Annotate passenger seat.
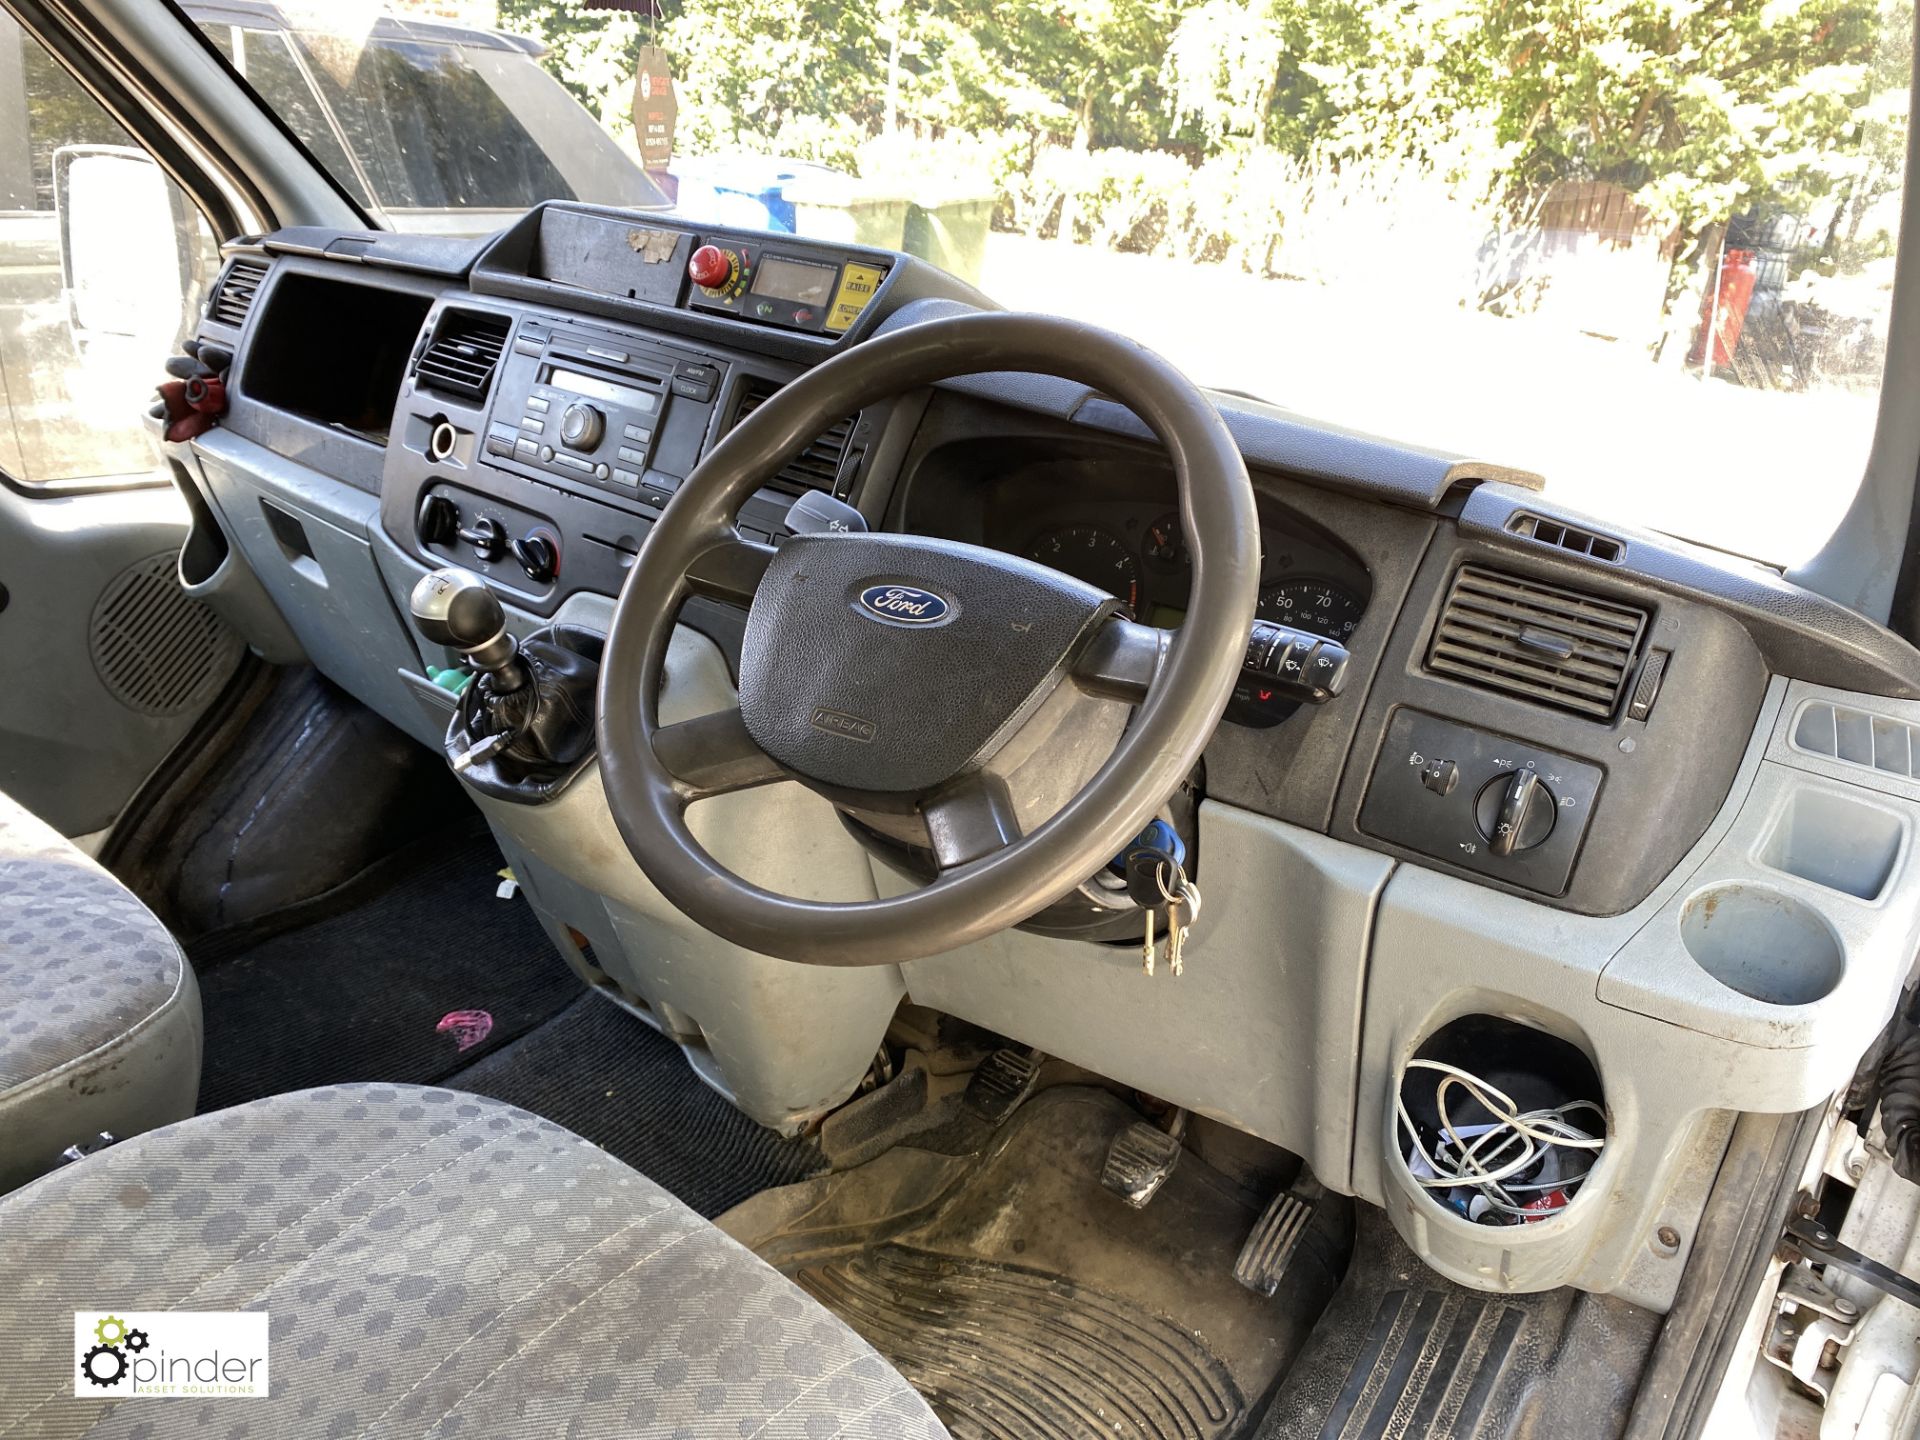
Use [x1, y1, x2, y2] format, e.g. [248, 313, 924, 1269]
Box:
[0, 790, 201, 1191]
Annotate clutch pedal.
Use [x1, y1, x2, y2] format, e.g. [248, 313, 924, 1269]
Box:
[1102, 1110, 1188, 1209]
[962, 1047, 1044, 1126]
[1236, 1178, 1323, 1296]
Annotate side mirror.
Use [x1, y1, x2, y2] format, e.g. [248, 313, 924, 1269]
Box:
[52, 144, 197, 351]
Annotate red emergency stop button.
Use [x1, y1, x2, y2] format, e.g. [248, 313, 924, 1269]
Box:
[688, 245, 731, 289]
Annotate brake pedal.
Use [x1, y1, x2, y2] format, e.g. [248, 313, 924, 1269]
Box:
[1102, 1113, 1187, 1209]
[1235, 1179, 1322, 1296]
[962, 1048, 1043, 1126]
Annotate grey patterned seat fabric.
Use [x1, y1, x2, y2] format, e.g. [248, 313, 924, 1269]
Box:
[0, 1084, 950, 1438]
[0, 790, 201, 1193]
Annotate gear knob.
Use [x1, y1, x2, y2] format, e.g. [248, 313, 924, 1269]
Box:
[410, 567, 518, 675]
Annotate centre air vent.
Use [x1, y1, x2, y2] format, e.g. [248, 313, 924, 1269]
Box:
[1427, 566, 1648, 720]
[208, 259, 268, 329]
[733, 377, 857, 496]
[414, 310, 510, 402]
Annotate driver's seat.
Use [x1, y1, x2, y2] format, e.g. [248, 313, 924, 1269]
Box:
[0, 1084, 948, 1438]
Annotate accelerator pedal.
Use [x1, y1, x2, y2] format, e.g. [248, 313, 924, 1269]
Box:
[1101, 1109, 1188, 1209]
[962, 1047, 1044, 1126]
[1235, 1178, 1323, 1297]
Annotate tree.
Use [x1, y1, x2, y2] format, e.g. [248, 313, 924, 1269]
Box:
[1161, 0, 1289, 147]
[496, 0, 648, 141]
[657, 0, 888, 157]
[1479, 0, 1899, 236]
[937, 0, 1179, 149]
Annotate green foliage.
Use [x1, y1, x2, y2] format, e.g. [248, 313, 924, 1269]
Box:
[494, 0, 1913, 302]
[1035, 145, 1192, 246]
[657, 0, 888, 157]
[496, 0, 646, 137]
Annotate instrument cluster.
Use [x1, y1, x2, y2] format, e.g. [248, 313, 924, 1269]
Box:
[901, 443, 1372, 726]
[1015, 500, 1369, 643]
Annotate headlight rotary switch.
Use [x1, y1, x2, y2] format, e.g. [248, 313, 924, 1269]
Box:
[1475, 769, 1557, 856]
[1359, 711, 1603, 897]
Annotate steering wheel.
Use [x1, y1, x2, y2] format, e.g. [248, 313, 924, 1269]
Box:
[597, 311, 1259, 966]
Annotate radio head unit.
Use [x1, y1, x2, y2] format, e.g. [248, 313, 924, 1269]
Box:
[481, 320, 719, 513]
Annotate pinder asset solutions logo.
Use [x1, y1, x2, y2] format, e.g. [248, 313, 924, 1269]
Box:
[74, 1312, 269, 1398]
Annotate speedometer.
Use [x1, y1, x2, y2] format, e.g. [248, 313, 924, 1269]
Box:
[1257, 578, 1363, 640]
[1024, 526, 1141, 608]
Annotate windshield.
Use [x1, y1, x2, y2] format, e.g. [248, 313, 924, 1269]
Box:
[198, 0, 1914, 564]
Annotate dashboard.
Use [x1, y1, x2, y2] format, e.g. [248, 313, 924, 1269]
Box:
[183, 200, 1920, 919]
[163, 200, 1920, 1308]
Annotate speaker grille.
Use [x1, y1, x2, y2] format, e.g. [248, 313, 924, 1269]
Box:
[91, 553, 244, 716]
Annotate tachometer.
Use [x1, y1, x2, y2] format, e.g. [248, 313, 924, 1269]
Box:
[1257, 578, 1363, 640]
[1024, 526, 1141, 608]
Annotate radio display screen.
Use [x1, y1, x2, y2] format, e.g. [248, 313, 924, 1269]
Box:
[750, 255, 838, 306]
[546, 366, 660, 415]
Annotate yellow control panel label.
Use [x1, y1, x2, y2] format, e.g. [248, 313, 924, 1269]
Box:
[825, 263, 888, 332]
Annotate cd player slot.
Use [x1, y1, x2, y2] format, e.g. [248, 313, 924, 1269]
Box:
[540, 360, 666, 406]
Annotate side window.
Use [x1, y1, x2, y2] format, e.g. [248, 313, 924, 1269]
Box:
[0, 12, 218, 490]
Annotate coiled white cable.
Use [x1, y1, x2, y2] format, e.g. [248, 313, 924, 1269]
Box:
[1397, 1058, 1605, 1222]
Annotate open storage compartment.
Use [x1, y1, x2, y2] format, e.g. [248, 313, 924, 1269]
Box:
[1385, 1013, 1612, 1292]
[1755, 789, 1904, 901]
[239, 273, 431, 446]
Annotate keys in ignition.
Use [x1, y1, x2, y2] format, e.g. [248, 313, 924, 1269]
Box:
[1157, 864, 1202, 977]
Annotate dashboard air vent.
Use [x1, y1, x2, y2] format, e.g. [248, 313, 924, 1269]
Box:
[414, 310, 510, 402]
[733, 377, 857, 495]
[1791, 700, 1919, 778]
[1427, 566, 1648, 720]
[1508, 513, 1625, 563]
[208, 259, 268, 328]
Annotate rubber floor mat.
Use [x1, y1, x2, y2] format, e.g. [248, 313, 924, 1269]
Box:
[797, 1245, 1243, 1438]
[192, 827, 580, 1112]
[1255, 1207, 1657, 1440]
[739, 1086, 1350, 1440]
[451, 993, 826, 1217]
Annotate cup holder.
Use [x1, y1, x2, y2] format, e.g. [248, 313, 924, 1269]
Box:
[1678, 883, 1843, 1007]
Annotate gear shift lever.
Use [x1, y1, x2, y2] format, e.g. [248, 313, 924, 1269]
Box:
[409, 567, 524, 687]
[407, 566, 603, 801]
